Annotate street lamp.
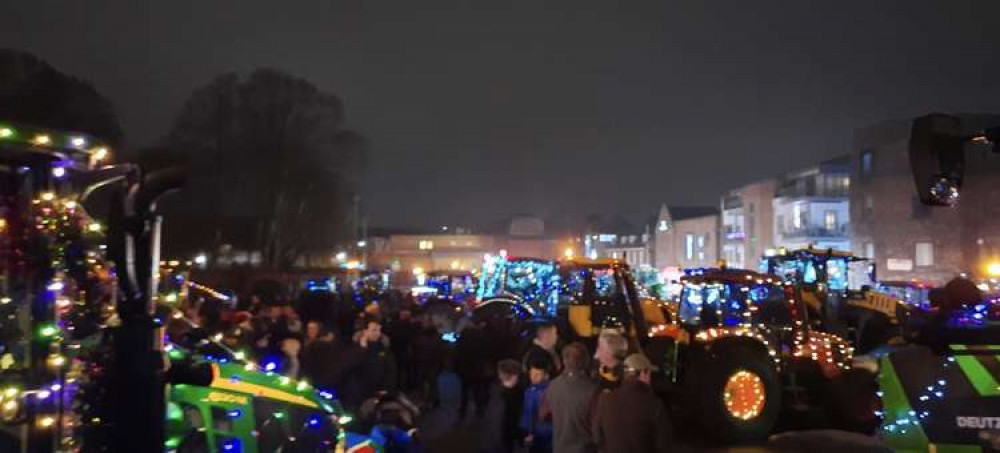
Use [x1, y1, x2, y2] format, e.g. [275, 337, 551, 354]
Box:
[335, 251, 347, 262]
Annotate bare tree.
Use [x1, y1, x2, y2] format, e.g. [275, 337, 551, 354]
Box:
[167, 69, 364, 268]
[0, 48, 122, 145]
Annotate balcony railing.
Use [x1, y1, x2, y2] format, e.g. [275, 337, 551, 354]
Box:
[777, 224, 849, 239]
[723, 226, 746, 240]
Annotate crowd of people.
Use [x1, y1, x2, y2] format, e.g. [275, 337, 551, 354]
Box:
[473, 323, 674, 453]
[176, 286, 674, 453]
[177, 289, 448, 414]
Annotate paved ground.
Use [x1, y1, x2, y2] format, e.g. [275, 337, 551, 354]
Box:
[419, 372, 892, 453]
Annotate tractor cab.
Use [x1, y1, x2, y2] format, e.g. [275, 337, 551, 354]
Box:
[472, 256, 667, 347]
[556, 258, 668, 342]
[474, 256, 560, 317]
[761, 247, 903, 351]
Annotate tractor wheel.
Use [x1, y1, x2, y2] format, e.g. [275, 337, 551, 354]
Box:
[690, 346, 782, 444]
[825, 368, 881, 434]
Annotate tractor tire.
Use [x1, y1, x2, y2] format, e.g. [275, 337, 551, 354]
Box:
[825, 368, 881, 435]
[689, 346, 782, 444]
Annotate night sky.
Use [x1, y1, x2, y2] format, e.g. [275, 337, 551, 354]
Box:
[3, 1, 1000, 228]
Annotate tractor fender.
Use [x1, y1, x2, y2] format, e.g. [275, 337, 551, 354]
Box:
[693, 327, 781, 367]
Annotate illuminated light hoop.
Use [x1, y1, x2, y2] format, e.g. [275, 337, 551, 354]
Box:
[723, 370, 766, 421]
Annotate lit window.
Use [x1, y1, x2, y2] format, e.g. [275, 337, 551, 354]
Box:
[915, 242, 933, 267]
[861, 150, 873, 175]
[418, 240, 434, 250]
[658, 220, 670, 232]
[824, 211, 837, 230]
[685, 234, 695, 260]
[864, 242, 875, 259]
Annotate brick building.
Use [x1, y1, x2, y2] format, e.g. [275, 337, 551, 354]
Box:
[720, 180, 777, 269]
[850, 114, 1000, 283]
[651, 204, 719, 272]
[368, 216, 566, 285]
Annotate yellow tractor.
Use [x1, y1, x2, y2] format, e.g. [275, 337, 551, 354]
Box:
[761, 247, 908, 352]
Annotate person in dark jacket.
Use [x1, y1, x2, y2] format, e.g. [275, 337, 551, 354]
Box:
[543, 342, 598, 453]
[522, 321, 561, 376]
[591, 353, 672, 453]
[411, 312, 446, 409]
[341, 316, 397, 410]
[456, 319, 492, 420]
[521, 359, 554, 453]
[479, 359, 525, 453]
[300, 322, 352, 390]
[386, 307, 419, 391]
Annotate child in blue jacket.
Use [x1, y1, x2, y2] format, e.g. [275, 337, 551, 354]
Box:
[520, 360, 553, 453]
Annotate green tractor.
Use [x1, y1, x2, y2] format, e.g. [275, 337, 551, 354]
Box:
[161, 340, 383, 453]
[0, 122, 391, 452]
[869, 279, 1000, 452]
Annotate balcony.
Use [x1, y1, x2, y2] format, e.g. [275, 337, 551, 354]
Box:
[723, 226, 746, 241]
[722, 194, 743, 210]
[775, 177, 850, 199]
[777, 224, 849, 239]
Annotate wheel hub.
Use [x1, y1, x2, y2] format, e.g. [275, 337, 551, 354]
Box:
[723, 370, 766, 420]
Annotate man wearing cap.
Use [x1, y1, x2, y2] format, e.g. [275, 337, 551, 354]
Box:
[591, 353, 672, 453]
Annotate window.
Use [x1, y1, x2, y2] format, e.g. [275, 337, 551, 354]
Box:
[685, 234, 695, 260]
[916, 242, 934, 267]
[418, 240, 434, 250]
[861, 150, 873, 176]
[697, 235, 707, 261]
[864, 242, 875, 259]
[824, 210, 837, 230]
[658, 220, 670, 231]
[863, 195, 874, 218]
[792, 204, 802, 229]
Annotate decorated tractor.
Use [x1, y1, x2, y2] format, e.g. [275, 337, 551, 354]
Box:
[654, 268, 876, 443]
[761, 247, 910, 352]
[867, 280, 1000, 452]
[160, 314, 390, 453]
[0, 122, 391, 452]
[476, 256, 874, 443]
[0, 122, 124, 452]
[411, 270, 477, 336]
[473, 255, 560, 318]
